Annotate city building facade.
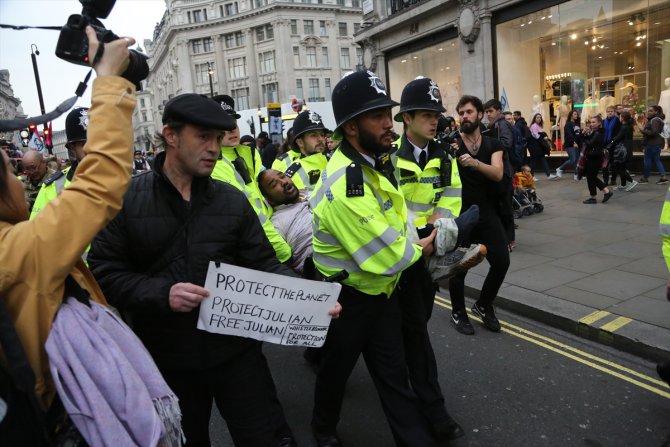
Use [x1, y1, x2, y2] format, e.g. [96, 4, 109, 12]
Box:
[0, 69, 26, 148]
[136, 0, 364, 142]
[356, 0, 670, 137]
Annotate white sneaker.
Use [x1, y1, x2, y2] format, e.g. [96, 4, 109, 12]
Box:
[533, 177, 539, 182]
[625, 180, 638, 191]
[556, 168, 563, 178]
[547, 174, 559, 180]
[428, 244, 487, 282]
[573, 174, 579, 181]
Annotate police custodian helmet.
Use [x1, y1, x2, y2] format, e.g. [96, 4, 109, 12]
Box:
[394, 76, 446, 122]
[291, 110, 326, 145]
[65, 107, 89, 148]
[332, 70, 398, 139]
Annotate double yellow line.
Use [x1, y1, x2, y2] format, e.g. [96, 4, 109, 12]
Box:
[433, 295, 670, 400]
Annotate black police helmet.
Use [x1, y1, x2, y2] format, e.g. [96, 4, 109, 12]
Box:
[332, 70, 398, 140]
[291, 110, 326, 145]
[65, 107, 90, 147]
[212, 94, 241, 119]
[394, 76, 446, 122]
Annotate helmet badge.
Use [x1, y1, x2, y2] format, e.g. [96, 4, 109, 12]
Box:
[78, 109, 89, 130]
[308, 111, 322, 125]
[367, 71, 387, 96]
[428, 80, 441, 103]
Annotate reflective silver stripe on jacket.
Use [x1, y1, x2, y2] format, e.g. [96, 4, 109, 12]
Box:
[382, 238, 417, 275]
[313, 252, 361, 273]
[405, 200, 434, 213]
[350, 226, 401, 266]
[660, 223, 670, 237]
[54, 175, 68, 194]
[441, 187, 461, 198]
[312, 213, 341, 247]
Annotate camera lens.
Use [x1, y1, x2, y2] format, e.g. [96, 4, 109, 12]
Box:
[122, 50, 150, 90]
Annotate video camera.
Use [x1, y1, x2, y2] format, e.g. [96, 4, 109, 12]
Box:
[55, 0, 149, 89]
[437, 130, 461, 158]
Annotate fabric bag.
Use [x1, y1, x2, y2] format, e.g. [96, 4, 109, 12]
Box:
[612, 142, 627, 164]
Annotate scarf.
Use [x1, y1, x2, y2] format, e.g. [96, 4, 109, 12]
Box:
[603, 117, 617, 143]
[46, 297, 184, 447]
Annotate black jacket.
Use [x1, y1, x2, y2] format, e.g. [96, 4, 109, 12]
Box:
[563, 120, 582, 149]
[89, 151, 293, 370]
[584, 127, 605, 160]
[611, 121, 634, 162]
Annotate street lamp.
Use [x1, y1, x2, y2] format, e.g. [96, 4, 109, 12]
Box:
[30, 44, 52, 155]
[207, 62, 214, 97]
[257, 106, 263, 133]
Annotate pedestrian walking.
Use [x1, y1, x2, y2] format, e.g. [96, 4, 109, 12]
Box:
[555, 109, 583, 180]
[309, 70, 440, 447]
[449, 95, 510, 335]
[581, 115, 614, 204]
[602, 106, 621, 186]
[88, 93, 305, 447]
[638, 105, 668, 184]
[608, 111, 637, 191]
[528, 113, 554, 180]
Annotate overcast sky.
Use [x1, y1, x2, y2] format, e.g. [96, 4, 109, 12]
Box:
[0, 0, 166, 130]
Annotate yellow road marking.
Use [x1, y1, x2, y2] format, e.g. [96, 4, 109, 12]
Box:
[433, 296, 670, 397]
[578, 310, 611, 325]
[600, 316, 633, 333]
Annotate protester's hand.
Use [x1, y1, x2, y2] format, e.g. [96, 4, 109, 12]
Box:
[418, 229, 437, 258]
[427, 212, 442, 225]
[666, 277, 670, 301]
[328, 302, 342, 319]
[169, 282, 209, 312]
[85, 25, 134, 77]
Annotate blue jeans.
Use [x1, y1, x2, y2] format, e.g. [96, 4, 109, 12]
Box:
[558, 146, 579, 171]
[643, 144, 666, 178]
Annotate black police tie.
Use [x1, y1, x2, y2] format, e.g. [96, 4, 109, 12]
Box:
[419, 150, 427, 170]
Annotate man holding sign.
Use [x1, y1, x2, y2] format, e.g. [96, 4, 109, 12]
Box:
[89, 94, 330, 447]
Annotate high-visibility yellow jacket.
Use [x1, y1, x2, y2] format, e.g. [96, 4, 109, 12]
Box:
[30, 167, 72, 220]
[310, 141, 422, 297]
[271, 149, 301, 172]
[660, 185, 670, 272]
[212, 145, 292, 263]
[276, 151, 328, 191]
[393, 135, 462, 228]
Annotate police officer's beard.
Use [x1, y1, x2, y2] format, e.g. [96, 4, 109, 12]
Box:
[358, 127, 393, 155]
[460, 118, 481, 135]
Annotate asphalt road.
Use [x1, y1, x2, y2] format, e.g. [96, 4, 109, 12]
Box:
[209, 294, 670, 447]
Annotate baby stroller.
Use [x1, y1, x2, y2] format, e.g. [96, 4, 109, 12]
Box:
[513, 188, 544, 218]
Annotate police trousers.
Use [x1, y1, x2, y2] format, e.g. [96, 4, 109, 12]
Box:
[161, 342, 288, 447]
[312, 285, 437, 447]
[397, 261, 449, 426]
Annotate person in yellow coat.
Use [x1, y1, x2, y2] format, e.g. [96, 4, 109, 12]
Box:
[0, 27, 139, 442]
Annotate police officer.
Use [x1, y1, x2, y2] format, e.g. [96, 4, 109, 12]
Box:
[21, 151, 55, 212]
[210, 94, 292, 264]
[393, 76, 465, 443]
[309, 70, 439, 447]
[30, 107, 89, 220]
[271, 130, 301, 172]
[274, 110, 328, 191]
[658, 186, 670, 386]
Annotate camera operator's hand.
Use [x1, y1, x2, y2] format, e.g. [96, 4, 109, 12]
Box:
[85, 25, 135, 77]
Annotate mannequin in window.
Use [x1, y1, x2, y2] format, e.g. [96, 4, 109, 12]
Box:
[620, 82, 638, 106]
[554, 95, 569, 148]
[660, 78, 670, 150]
[531, 94, 543, 118]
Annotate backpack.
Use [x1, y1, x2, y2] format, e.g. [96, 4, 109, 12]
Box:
[653, 117, 670, 139]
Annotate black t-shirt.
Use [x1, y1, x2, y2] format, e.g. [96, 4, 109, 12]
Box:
[456, 135, 503, 215]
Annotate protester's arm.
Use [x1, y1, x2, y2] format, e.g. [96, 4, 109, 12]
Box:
[1, 28, 136, 293]
[640, 117, 664, 136]
[498, 121, 514, 150]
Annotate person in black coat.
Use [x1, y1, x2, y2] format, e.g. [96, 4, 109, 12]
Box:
[608, 111, 636, 190]
[555, 109, 582, 179]
[582, 115, 613, 204]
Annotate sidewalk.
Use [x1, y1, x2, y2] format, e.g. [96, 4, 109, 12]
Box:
[460, 174, 670, 362]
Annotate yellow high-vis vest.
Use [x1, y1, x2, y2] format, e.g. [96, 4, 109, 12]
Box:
[660, 185, 670, 272]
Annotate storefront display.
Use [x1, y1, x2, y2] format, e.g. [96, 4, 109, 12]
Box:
[496, 0, 670, 146]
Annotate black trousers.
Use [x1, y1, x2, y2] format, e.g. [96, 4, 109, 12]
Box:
[613, 161, 633, 186]
[161, 344, 288, 447]
[312, 285, 436, 447]
[449, 210, 510, 313]
[397, 261, 448, 427]
[585, 160, 607, 196]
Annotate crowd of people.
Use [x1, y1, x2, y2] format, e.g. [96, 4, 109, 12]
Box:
[1, 25, 670, 447]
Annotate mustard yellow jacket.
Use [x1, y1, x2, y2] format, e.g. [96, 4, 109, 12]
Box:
[0, 76, 136, 409]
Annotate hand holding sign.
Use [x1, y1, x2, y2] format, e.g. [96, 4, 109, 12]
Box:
[198, 262, 342, 347]
[170, 282, 209, 312]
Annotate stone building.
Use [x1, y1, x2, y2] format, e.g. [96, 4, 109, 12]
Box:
[356, 0, 670, 135]
[137, 0, 365, 139]
[0, 69, 27, 147]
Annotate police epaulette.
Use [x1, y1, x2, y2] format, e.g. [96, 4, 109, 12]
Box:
[285, 161, 301, 178]
[44, 170, 65, 186]
[346, 163, 364, 197]
[277, 152, 289, 161]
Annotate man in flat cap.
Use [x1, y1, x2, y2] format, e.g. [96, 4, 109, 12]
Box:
[89, 93, 303, 447]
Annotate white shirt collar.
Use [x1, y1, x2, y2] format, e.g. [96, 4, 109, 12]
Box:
[409, 139, 429, 164]
[360, 152, 376, 167]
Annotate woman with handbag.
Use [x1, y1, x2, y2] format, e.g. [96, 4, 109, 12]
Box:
[528, 113, 556, 180]
[609, 111, 637, 191]
[582, 115, 614, 204]
[555, 109, 583, 180]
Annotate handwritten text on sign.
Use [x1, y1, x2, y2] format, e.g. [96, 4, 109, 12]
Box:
[197, 262, 341, 347]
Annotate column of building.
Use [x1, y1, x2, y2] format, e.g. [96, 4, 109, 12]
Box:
[214, 34, 228, 96]
[245, 28, 261, 107]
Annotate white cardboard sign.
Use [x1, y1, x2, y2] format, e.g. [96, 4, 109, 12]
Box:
[197, 262, 341, 347]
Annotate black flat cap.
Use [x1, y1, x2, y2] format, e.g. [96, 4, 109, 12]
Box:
[162, 93, 236, 131]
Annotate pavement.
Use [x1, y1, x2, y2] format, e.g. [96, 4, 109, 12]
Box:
[459, 169, 670, 362]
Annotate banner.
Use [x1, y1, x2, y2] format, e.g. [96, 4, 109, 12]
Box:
[197, 262, 341, 347]
[501, 87, 510, 112]
[27, 131, 45, 153]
